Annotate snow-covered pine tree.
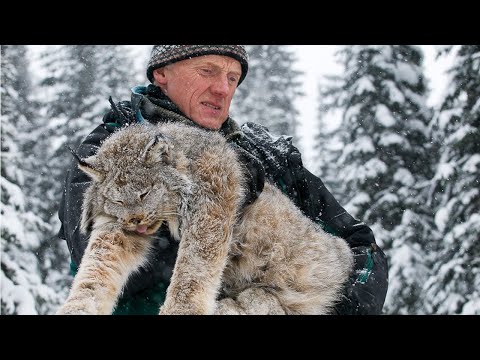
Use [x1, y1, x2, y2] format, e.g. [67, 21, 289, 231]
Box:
[231, 45, 304, 140]
[33, 45, 135, 226]
[19, 45, 137, 312]
[319, 45, 435, 314]
[1, 45, 62, 314]
[424, 45, 480, 314]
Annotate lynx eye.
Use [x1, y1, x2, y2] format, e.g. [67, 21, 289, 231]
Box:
[113, 200, 124, 206]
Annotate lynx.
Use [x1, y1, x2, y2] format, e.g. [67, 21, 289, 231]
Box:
[57, 122, 353, 315]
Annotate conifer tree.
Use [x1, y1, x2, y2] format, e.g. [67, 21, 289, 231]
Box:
[22, 46, 137, 311]
[318, 45, 435, 314]
[231, 45, 304, 139]
[1, 45, 62, 314]
[424, 45, 480, 314]
[33, 45, 135, 224]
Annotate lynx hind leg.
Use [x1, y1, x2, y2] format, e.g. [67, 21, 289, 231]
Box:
[215, 288, 286, 315]
[57, 230, 152, 315]
[293, 232, 354, 315]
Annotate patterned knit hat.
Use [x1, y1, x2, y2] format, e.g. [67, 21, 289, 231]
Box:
[146, 45, 249, 85]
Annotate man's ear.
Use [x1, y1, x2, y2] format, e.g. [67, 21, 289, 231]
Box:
[152, 67, 168, 86]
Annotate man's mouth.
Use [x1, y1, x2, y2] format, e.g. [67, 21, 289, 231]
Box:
[201, 102, 220, 110]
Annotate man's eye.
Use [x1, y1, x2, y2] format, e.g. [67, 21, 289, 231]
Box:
[200, 68, 212, 75]
[229, 76, 239, 83]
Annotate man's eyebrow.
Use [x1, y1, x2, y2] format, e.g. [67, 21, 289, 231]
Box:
[197, 61, 242, 75]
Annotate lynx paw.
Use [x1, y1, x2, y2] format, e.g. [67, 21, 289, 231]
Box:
[159, 304, 200, 315]
[56, 299, 97, 315]
[214, 298, 245, 315]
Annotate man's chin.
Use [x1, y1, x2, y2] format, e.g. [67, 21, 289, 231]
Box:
[192, 115, 226, 130]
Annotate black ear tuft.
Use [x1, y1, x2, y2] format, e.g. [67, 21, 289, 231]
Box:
[67, 145, 104, 182]
[67, 145, 90, 168]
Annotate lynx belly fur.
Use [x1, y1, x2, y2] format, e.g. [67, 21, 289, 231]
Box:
[57, 123, 353, 315]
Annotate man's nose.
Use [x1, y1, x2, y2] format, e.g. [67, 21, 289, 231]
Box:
[211, 76, 230, 96]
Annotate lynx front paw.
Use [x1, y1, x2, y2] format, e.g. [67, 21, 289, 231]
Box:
[159, 301, 209, 315]
[56, 299, 97, 315]
[214, 298, 245, 315]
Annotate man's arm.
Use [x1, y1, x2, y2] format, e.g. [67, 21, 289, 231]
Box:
[303, 169, 389, 314]
[235, 122, 389, 314]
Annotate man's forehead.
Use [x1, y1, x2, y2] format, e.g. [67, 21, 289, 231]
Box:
[181, 54, 242, 71]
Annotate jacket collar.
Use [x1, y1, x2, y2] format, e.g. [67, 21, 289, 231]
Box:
[130, 85, 243, 139]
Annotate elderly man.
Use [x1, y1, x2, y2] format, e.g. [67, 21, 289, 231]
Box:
[58, 45, 388, 315]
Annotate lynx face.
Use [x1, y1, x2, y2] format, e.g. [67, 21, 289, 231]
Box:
[78, 125, 192, 240]
[101, 178, 180, 236]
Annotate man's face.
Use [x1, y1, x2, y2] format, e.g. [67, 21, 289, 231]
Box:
[153, 55, 242, 130]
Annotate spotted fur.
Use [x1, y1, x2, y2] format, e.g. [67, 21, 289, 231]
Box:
[57, 123, 353, 315]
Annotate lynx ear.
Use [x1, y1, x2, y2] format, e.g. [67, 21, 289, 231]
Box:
[142, 133, 173, 165]
[78, 156, 104, 182]
[67, 146, 104, 182]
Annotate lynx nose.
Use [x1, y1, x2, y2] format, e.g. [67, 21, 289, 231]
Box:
[126, 215, 145, 226]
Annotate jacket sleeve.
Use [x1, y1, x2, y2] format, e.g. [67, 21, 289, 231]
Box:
[57, 124, 113, 268]
[303, 169, 389, 314]
[303, 168, 375, 246]
[236, 122, 388, 314]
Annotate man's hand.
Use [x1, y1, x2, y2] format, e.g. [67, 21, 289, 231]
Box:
[228, 141, 265, 207]
[102, 98, 136, 132]
[232, 122, 311, 215]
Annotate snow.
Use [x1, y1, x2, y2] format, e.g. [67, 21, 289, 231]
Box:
[357, 158, 388, 181]
[472, 97, 480, 114]
[394, 62, 419, 86]
[451, 213, 480, 240]
[384, 81, 406, 104]
[1, 273, 38, 315]
[344, 104, 361, 123]
[341, 137, 375, 160]
[462, 154, 480, 173]
[377, 192, 399, 205]
[434, 206, 449, 232]
[375, 104, 396, 127]
[355, 77, 376, 95]
[393, 168, 414, 186]
[378, 133, 406, 147]
[345, 192, 371, 217]
[404, 88, 428, 109]
[462, 300, 480, 315]
[436, 162, 455, 180]
[448, 124, 475, 144]
[1, 178, 25, 209]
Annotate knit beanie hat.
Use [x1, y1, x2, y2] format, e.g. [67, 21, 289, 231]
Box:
[146, 45, 249, 86]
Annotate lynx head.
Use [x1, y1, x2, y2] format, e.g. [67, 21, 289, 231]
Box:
[77, 124, 192, 240]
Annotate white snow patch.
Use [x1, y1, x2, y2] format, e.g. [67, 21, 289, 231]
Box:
[394, 168, 414, 186]
[375, 104, 396, 127]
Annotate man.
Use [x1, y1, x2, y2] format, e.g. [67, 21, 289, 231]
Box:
[58, 45, 388, 315]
